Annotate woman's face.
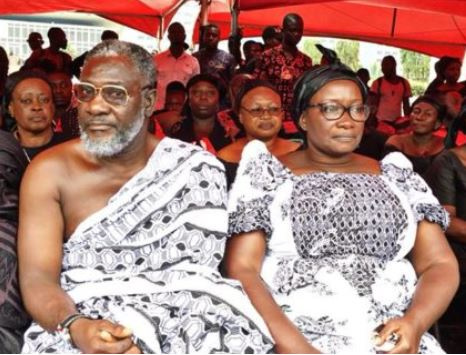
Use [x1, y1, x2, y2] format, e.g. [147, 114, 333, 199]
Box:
[410, 101, 440, 134]
[8, 78, 55, 134]
[239, 86, 283, 141]
[299, 79, 365, 157]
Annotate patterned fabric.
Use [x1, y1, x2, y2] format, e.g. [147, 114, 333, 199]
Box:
[253, 45, 312, 133]
[228, 140, 448, 353]
[0, 131, 29, 353]
[22, 138, 273, 353]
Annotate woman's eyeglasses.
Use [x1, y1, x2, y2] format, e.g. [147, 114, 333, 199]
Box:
[240, 106, 283, 117]
[306, 102, 370, 122]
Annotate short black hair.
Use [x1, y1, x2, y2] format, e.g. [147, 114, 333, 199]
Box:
[186, 74, 225, 98]
[234, 79, 279, 114]
[101, 30, 119, 41]
[2, 70, 54, 123]
[166, 81, 186, 94]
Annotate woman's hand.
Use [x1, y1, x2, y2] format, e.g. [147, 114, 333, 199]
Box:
[374, 316, 423, 354]
[69, 318, 140, 354]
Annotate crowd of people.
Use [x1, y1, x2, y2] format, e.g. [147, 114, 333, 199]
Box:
[0, 4, 465, 354]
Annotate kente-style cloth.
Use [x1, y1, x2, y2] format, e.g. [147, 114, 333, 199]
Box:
[228, 140, 449, 353]
[0, 131, 29, 353]
[22, 138, 273, 354]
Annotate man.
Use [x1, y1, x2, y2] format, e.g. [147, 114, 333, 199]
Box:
[153, 22, 199, 110]
[237, 40, 263, 74]
[193, 24, 236, 86]
[26, 32, 44, 52]
[370, 55, 411, 125]
[24, 27, 72, 75]
[254, 13, 312, 137]
[72, 29, 119, 78]
[21, 32, 44, 71]
[0, 131, 29, 353]
[261, 26, 281, 50]
[19, 40, 272, 354]
[48, 71, 80, 139]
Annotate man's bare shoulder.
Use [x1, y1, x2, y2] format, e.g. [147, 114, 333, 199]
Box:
[24, 139, 82, 181]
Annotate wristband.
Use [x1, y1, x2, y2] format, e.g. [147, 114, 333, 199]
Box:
[56, 313, 88, 344]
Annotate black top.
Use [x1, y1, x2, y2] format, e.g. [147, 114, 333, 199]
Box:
[426, 150, 466, 220]
[383, 144, 443, 177]
[22, 132, 68, 162]
[172, 116, 233, 153]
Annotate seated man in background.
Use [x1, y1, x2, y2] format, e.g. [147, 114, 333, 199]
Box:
[19, 40, 272, 354]
[0, 131, 29, 353]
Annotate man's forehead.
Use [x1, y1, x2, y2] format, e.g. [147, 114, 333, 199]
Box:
[81, 55, 140, 85]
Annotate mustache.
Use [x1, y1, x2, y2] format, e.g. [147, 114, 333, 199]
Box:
[80, 119, 116, 130]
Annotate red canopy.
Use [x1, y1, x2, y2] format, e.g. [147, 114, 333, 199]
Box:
[0, 0, 185, 37]
[206, 0, 466, 58]
[0, 0, 465, 57]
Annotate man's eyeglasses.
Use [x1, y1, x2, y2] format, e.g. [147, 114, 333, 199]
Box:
[74, 82, 151, 106]
[240, 106, 283, 118]
[306, 102, 370, 122]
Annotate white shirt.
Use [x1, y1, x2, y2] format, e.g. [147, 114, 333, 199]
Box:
[371, 77, 411, 122]
[153, 49, 200, 109]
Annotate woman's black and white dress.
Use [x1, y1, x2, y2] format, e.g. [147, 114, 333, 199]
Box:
[228, 140, 449, 353]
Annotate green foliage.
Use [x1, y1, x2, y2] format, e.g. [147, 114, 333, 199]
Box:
[335, 40, 360, 70]
[400, 49, 430, 81]
[369, 61, 381, 82]
[410, 80, 427, 97]
[301, 38, 322, 64]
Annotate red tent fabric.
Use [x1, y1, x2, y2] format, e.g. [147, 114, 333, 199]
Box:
[0, 0, 184, 37]
[207, 0, 466, 58]
[0, 0, 464, 57]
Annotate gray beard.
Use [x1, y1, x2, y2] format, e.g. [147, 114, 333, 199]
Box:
[80, 110, 146, 158]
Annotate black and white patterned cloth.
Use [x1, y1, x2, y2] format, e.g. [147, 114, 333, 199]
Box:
[22, 138, 273, 354]
[228, 140, 449, 353]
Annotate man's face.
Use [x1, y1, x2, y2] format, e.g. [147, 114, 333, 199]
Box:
[48, 72, 72, 108]
[203, 27, 220, 49]
[77, 55, 153, 158]
[51, 30, 68, 50]
[168, 24, 186, 46]
[27, 34, 43, 51]
[282, 17, 303, 46]
[381, 58, 396, 77]
[189, 81, 219, 119]
[165, 91, 186, 113]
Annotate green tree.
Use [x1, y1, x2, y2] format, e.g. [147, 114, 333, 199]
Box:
[335, 40, 360, 70]
[301, 38, 322, 64]
[400, 49, 430, 81]
[400, 49, 430, 96]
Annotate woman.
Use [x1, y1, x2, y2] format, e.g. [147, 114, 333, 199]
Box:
[226, 64, 459, 353]
[172, 74, 236, 154]
[384, 96, 446, 175]
[435, 57, 465, 97]
[3, 71, 67, 162]
[218, 80, 301, 187]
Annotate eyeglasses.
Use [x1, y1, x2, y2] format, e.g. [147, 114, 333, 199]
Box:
[240, 106, 283, 118]
[306, 102, 370, 122]
[74, 82, 151, 106]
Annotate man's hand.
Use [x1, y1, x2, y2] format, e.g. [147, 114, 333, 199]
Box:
[69, 318, 140, 354]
